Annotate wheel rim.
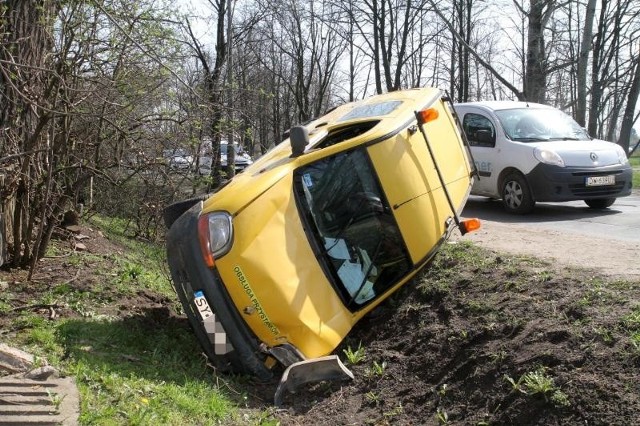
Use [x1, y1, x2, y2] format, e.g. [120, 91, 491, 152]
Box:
[504, 180, 523, 209]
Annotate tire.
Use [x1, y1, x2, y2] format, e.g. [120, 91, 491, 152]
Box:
[584, 198, 616, 209]
[501, 172, 535, 214]
[163, 196, 207, 229]
[166, 210, 273, 381]
[172, 277, 236, 374]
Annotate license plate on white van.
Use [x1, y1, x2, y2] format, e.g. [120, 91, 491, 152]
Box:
[585, 175, 615, 187]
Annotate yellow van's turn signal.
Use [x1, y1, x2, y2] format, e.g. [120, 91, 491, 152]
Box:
[197, 216, 216, 268]
[416, 108, 439, 124]
[460, 218, 481, 235]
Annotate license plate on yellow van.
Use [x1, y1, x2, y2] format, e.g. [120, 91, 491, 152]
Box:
[193, 290, 214, 320]
[586, 175, 615, 187]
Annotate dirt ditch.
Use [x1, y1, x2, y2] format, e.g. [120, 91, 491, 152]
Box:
[1, 220, 639, 425]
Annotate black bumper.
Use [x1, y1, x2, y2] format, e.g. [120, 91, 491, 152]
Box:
[165, 203, 272, 380]
[526, 163, 633, 202]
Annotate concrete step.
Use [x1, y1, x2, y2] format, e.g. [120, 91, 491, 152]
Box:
[0, 376, 79, 426]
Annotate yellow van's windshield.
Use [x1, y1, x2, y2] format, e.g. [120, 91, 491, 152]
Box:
[294, 149, 411, 309]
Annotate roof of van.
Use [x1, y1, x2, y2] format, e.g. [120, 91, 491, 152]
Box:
[454, 101, 554, 111]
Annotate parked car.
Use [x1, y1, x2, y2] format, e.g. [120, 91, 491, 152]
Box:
[163, 148, 194, 171]
[164, 88, 479, 402]
[454, 101, 633, 214]
[198, 141, 253, 175]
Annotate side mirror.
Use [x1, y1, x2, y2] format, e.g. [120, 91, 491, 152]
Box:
[475, 129, 494, 146]
[290, 126, 309, 157]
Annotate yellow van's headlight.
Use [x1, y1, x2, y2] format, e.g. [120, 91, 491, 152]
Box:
[197, 212, 233, 267]
[534, 147, 565, 167]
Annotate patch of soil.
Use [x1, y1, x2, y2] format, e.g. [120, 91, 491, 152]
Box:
[0, 225, 181, 342]
[265, 244, 640, 425]
[2, 224, 640, 425]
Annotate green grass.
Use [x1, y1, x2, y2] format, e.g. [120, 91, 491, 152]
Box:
[504, 367, 570, 408]
[343, 342, 367, 365]
[89, 216, 173, 296]
[61, 318, 235, 425]
[2, 216, 273, 425]
[622, 305, 640, 352]
[630, 156, 640, 188]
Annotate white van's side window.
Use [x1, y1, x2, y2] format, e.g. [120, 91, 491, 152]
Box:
[462, 113, 495, 147]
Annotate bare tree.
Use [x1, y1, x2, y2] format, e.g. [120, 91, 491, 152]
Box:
[617, 48, 640, 152]
[0, 0, 59, 268]
[185, 0, 231, 186]
[338, 0, 430, 94]
[588, 0, 640, 139]
[246, 0, 343, 123]
[1, 0, 186, 269]
[429, 0, 525, 100]
[576, 0, 597, 126]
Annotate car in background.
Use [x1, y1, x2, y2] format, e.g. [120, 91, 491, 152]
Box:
[163, 148, 194, 171]
[164, 87, 479, 403]
[454, 101, 633, 214]
[198, 141, 253, 175]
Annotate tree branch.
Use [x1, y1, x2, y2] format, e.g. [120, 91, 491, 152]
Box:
[428, 0, 525, 100]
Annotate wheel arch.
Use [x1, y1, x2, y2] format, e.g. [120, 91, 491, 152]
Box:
[497, 167, 535, 202]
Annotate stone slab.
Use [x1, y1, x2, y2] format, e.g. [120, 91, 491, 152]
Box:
[0, 376, 79, 425]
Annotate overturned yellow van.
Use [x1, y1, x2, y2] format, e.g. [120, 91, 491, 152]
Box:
[165, 88, 479, 402]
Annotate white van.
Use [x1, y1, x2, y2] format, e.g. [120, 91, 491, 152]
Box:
[454, 101, 633, 214]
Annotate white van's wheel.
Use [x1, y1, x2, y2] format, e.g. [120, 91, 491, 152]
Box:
[584, 198, 616, 209]
[501, 173, 535, 214]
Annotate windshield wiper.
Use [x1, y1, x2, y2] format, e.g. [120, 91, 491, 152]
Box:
[512, 137, 551, 142]
[550, 137, 581, 141]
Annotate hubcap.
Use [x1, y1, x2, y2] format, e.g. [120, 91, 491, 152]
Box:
[504, 181, 522, 209]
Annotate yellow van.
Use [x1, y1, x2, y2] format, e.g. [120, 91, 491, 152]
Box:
[165, 88, 478, 401]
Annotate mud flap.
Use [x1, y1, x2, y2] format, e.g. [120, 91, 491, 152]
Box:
[274, 355, 354, 406]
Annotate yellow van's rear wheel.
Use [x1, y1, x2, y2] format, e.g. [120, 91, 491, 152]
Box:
[502, 172, 535, 214]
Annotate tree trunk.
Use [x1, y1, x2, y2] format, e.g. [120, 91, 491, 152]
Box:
[187, 0, 229, 189]
[0, 0, 57, 268]
[618, 51, 640, 153]
[372, 0, 383, 94]
[576, 0, 597, 126]
[225, 0, 235, 179]
[525, 0, 547, 103]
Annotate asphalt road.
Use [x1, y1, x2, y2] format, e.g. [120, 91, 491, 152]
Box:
[461, 191, 640, 244]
